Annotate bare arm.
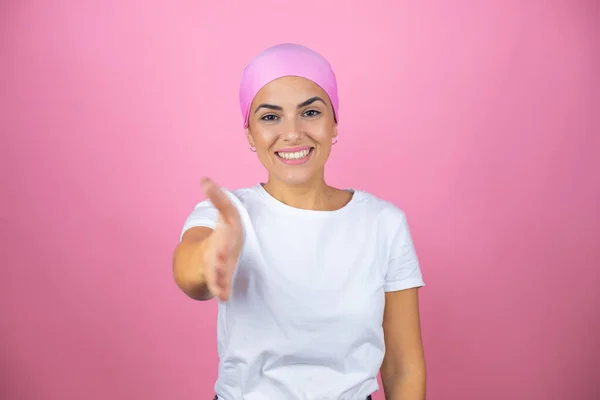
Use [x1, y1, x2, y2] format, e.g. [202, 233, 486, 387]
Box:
[380, 288, 426, 400]
[172, 177, 243, 302]
[172, 226, 215, 301]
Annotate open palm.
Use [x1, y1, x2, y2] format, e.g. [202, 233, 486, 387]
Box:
[201, 178, 243, 301]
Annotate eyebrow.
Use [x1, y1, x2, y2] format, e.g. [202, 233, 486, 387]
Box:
[254, 96, 327, 114]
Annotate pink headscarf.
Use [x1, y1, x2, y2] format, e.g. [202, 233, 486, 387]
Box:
[239, 43, 339, 128]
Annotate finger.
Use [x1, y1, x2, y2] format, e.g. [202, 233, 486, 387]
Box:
[214, 266, 226, 291]
[214, 253, 232, 288]
[204, 247, 224, 300]
[205, 270, 221, 300]
[201, 178, 238, 224]
[219, 288, 230, 302]
[214, 256, 235, 301]
[214, 265, 231, 301]
[206, 279, 221, 299]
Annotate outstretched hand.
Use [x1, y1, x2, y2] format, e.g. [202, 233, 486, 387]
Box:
[200, 177, 243, 301]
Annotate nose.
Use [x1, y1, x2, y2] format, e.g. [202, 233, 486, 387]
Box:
[280, 117, 303, 143]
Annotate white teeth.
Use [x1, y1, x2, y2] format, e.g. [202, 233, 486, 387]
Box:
[277, 148, 311, 160]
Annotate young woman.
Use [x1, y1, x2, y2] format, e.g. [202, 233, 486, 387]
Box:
[173, 43, 426, 400]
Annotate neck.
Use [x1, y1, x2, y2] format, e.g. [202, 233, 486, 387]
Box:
[262, 174, 333, 211]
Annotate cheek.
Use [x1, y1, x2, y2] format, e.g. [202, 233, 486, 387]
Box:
[310, 125, 336, 145]
[318, 143, 333, 160]
[252, 127, 278, 147]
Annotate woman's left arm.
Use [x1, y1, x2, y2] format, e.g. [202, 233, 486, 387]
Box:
[380, 287, 426, 400]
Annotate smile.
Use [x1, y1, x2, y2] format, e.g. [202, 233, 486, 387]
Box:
[275, 147, 314, 164]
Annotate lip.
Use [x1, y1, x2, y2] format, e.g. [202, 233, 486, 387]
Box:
[274, 146, 314, 165]
[274, 145, 313, 153]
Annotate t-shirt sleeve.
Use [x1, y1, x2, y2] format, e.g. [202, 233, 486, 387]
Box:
[179, 198, 219, 241]
[384, 211, 425, 292]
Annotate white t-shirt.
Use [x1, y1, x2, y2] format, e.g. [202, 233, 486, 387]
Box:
[180, 183, 425, 400]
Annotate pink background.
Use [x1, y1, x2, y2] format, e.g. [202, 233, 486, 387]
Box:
[1, 1, 598, 399]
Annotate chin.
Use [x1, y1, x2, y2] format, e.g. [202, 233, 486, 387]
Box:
[276, 170, 318, 186]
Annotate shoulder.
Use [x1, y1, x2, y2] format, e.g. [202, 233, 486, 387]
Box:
[182, 185, 262, 232]
[228, 185, 260, 200]
[224, 185, 263, 208]
[186, 185, 262, 215]
[352, 189, 409, 226]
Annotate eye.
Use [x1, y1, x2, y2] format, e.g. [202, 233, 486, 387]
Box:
[303, 109, 321, 117]
[260, 114, 279, 121]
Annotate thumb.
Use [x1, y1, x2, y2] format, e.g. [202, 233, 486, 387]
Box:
[201, 178, 238, 224]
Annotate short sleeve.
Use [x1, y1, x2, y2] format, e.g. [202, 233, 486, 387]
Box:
[179, 199, 219, 241]
[384, 212, 425, 292]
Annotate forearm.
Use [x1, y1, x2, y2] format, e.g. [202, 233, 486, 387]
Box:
[381, 364, 426, 400]
[172, 237, 213, 301]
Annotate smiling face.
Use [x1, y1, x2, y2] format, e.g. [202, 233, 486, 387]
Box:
[245, 76, 338, 187]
